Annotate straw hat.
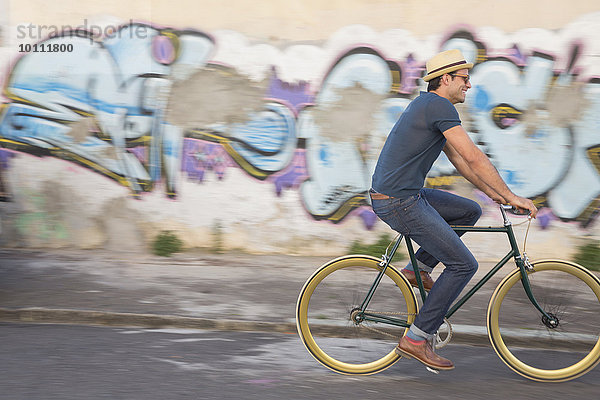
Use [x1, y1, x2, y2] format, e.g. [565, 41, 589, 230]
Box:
[423, 49, 473, 82]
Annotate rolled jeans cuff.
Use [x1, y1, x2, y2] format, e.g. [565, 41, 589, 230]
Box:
[405, 259, 433, 274]
[409, 324, 435, 341]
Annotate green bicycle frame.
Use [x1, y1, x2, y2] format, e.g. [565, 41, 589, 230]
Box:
[358, 208, 557, 329]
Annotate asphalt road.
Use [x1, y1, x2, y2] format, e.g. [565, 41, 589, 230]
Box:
[2, 323, 599, 400]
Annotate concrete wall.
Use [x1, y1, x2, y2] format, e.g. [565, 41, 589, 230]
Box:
[0, 1, 599, 259]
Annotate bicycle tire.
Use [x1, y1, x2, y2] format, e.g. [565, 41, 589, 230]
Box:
[487, 259, 600, 382]
[296, 255, 418, 375]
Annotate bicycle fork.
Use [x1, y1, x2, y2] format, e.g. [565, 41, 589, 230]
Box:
[515, 255, 560, 328]
[503, 213, 560, 329]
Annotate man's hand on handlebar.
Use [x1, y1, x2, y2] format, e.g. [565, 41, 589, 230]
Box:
[506, 196, 538, 218]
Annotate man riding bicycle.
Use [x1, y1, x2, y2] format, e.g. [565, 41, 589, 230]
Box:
[370, 49, 538, 370]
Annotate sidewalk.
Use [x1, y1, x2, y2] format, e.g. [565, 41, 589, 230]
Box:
[0, 248, 583, 347]
[0, 248, 329, 334]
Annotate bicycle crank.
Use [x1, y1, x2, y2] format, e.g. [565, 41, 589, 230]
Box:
[434, 318, 453, 349]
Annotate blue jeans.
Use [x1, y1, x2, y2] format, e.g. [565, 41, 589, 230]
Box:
[371, 188, 482, 338]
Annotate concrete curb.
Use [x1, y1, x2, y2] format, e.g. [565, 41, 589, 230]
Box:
[0, 307, 298, 334]
[0, 307, 493, 347]
[1, 308, 592, 351]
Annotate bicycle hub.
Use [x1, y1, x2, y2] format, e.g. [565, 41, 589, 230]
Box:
[542, 313, 559, 329]
[350, 308, 364, 324]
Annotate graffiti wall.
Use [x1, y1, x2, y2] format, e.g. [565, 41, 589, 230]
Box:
[0, 12, 599, 254]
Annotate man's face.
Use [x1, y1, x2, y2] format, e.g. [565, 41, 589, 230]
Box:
[448, 68, 471, 104]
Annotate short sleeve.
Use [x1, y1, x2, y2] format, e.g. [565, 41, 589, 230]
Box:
[427, 96, 461, 133]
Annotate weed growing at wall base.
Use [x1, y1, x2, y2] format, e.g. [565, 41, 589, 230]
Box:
[211, 220, 224, 254]
[349, 233, 406, 262]
[573, 240, 600, 271]
[152, 230, 183, 257]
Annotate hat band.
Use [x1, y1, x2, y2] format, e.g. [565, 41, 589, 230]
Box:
[428, 60, 467, 75]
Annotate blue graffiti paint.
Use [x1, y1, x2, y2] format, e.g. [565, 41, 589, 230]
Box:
[502, 169, 523, 188]
[473, 86, 490, 111]
[10, 81, 144, 116]
[319, 144, 330, 167]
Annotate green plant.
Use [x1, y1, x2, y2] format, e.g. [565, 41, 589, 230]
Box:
[211, 220, 224, 253]
[349, 233, 405, 261]
[573, 240, 600, 271]
[152, 230, 183, 257]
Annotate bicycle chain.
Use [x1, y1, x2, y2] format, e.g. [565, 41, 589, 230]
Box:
[357, 310, 415, 339]
[357, 311, 452, 349]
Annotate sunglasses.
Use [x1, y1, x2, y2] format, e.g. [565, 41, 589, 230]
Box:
[449, 73, 470, 84]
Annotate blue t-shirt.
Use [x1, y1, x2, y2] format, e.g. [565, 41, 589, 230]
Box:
[371, 92, 461, 199]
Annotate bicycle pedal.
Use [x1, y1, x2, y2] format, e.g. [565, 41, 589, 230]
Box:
[426, 366, 440, 374]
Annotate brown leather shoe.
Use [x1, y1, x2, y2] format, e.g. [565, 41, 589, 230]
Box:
[401, 268, 434, 291]
[395, 336, 454, 370]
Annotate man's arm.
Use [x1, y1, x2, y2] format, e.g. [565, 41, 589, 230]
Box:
[443, 142, 506, 204]
[442, 125, 538, 217]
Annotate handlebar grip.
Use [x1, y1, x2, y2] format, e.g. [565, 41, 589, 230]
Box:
[500, 204, 531, 216]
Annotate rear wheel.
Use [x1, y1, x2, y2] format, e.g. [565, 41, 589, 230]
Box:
[296, 255, 418, 375]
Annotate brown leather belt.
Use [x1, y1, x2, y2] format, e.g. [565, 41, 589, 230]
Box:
[369, 190, 394, 200]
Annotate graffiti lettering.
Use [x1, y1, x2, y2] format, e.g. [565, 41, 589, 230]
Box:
[1, 17, 599, 231]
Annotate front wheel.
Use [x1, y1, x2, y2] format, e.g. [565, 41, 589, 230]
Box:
[487, 259, 600, 382]
[296, 255, 418, 375]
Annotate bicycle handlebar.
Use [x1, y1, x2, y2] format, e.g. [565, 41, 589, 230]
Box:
[499, 204, 532, 226]
[500, 204, 531, 216]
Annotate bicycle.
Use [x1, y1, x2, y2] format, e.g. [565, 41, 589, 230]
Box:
[296, 205, 600, 382]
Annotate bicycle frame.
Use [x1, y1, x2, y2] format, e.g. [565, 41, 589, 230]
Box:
[358, 206, 557, 329]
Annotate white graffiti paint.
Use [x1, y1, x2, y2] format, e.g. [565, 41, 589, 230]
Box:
[548, 82, 600, 219]
[467, 57, 573, 198]
[297, 49, 403, 218]
[1, 13, 599, 228]
[1, 25, 214, 195]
